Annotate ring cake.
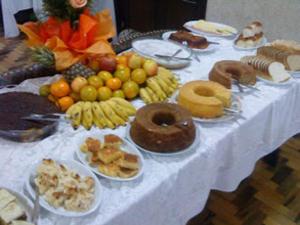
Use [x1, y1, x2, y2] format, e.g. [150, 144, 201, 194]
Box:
[209, 60, 256, 89]
[178, 80, 231, 118]
[130, 103, 196, 153]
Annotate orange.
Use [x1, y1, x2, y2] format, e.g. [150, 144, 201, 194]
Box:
[116, 55, 128, 66]
[98, 86, 112, 101]
[50, 80, 70, 98]
[131, 68, 147, 84]
[80, 85, 98, 101]
[106, 78, 122, 91]
[114, 68, 130, 82]
[97, 71, 113, 82]
[58, 96, 74, 111]
[122, 81, 139, 99]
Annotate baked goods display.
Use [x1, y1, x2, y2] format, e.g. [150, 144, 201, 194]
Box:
[257, 46, 300, 71]
[80, 134, 140, 178]
[190, 20, 237, 36]
[139, 67, 179, 104]
[66, 97, 136, 130]
[178, 81, 231, 118]
[0, 189, 33, 225]
[34, 159, 95, 212]
[209, 60, 256, 89]
[169, 30, 209, 49]
[130, 103, 196, 153]
[235, 21, 265, 48]
[241, 55, 291, 83]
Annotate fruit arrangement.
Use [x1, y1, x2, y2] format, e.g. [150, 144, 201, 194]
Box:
[39, 52, 179, 111]
[66, 97, 136, 130]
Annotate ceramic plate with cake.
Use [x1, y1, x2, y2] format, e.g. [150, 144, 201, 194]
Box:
[26, 159, 102, 217]
[184, 20, 237, 37]
[233, 21, 267, 50]
[0, 188, 34, 225]
[132, 38, 192, 69]
[162, 31, 219, 52]
[76, 133, 144, 181]
[174, 81, 242, 123]
[126, 103, 199, 156]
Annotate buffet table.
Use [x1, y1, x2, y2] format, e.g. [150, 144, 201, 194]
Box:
[1, 36, 300, 225]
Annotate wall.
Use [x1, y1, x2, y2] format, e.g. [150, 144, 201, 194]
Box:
[206, 0, 300, 41]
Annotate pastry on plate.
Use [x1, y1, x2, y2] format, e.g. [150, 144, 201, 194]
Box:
[104, 134, 123, 147]
[235, 21, 264, 48]
[97, 147, 123, 164]
[118, 168, 138, 179]
[115, 153, 139, 170]
[98, 162, 120, 177]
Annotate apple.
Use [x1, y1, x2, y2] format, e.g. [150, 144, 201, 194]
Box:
[128, 54, 143, 69]
[143, 59, 158, 76]
[71, 76, 88, 93]
[98, 55, 117, 72]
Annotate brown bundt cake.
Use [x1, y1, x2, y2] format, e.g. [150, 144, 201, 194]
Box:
[130, 103, 196, 153]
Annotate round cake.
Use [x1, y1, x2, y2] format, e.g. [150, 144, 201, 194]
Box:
[178, 80, 231, 118]
[130, 103, 196, 153]
[209, 60, 256, 89]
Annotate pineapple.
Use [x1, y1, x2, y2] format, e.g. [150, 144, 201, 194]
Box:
[62, 63, 95, 82]
[31, 47, 96, 82]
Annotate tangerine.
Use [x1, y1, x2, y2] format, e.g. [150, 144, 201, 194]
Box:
[106, 78, 122, 91]
[50, 80, 70, 98]
[58, 96, 74, 111]
[116, 55, 128, 66]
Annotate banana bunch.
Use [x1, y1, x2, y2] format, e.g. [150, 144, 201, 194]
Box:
[66, 97, 136, 130]
[139, 67, 179, 104]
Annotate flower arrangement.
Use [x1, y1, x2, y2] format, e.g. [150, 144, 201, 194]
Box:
[19, 0, 116, 71]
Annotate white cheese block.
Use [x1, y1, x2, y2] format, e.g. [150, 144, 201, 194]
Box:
[0, 189, 16, 211]
[0, 202, 25, 224]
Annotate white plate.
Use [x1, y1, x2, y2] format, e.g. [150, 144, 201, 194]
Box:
[26, 159, 102, 217]
[0, 187, 33, 222]
[132, 38, 192, 69]
[171, 93, 242, 123]
[126, 124, 200, 156]
[233, 36, 267, 51]
[161, 31, 219, 53]
[184, 20, 238, 37]
[288, 70, 300, 78]
[75, 133, 145, 181]
[257, 76, 294, 86]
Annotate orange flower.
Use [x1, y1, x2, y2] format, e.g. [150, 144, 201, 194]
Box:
[69, 0, 87, 8]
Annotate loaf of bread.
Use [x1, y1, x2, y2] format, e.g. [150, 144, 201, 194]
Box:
[241, 55, 290, 83]
[271, 40, 300, 53]
[257, 46, 300, 71]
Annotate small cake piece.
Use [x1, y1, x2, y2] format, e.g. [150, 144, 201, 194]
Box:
[86, 137, 101, 153]
[118, 168, 138, 178]
[0, 201, 26, 224]
[97, 147, 123, 164]
[98, 162, 120, 177]
[11, 221, 35, 225]
[104, 134, 123, 147]
[116, 153, 139, 170]
[0, 189, 16, 211]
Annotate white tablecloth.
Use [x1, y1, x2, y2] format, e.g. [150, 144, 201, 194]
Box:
[1, 0, 116, 38]
[0, 37, 300, 225]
